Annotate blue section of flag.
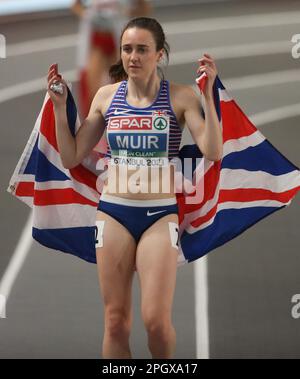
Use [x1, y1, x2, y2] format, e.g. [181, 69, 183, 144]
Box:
[33, 226, 97, 263]
[181, 205, 285, 263]
[35, 149, 70, 182]
[66, 88, 77, 137]
[222, 140, 299, 175]
[24, 137, 39, 175]
[177, 144, 203, 180]
[213, 77, 222, 121]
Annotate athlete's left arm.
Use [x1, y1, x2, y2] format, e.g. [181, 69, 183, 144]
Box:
[183, 86, 223, 162]
[183, 53, 223, 161]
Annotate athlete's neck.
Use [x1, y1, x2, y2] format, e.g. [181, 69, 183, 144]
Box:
[127, 74, 161, 104]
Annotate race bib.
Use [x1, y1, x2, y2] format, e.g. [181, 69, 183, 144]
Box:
[107, 110, 170, 167]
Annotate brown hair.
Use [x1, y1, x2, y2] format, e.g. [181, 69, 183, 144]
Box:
[109, 17, 170, 82]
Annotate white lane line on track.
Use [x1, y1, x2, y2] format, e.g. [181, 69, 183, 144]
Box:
[0, 212, 33, 318]
[164, 11, 300, 35]
[1, 38, 295, 103]
[0, 70, 77, 103]
[219, 69, 300, 92]
[6, 10, 300, 58]
[170, 41, 291, 65]
[2, 68, 300, 104]
[250, 104, 300, 127]
[8, 35, 76, 57]
[195, 256, 209, 359]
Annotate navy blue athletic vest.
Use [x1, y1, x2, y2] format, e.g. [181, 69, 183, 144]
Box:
[104, 79, 183, 166]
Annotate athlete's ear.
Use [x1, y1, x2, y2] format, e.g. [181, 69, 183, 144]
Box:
[157, 50, 164, 62]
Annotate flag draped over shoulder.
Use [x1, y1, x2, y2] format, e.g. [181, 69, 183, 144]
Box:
[7, 75, 300, 267]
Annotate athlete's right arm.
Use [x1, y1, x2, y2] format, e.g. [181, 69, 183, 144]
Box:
[47, 65, 105, 169]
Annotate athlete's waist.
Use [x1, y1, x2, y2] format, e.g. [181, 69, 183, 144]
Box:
[99, 192, 177, 207]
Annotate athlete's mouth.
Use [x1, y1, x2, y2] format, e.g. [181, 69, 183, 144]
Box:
[129, 66, 141, 69]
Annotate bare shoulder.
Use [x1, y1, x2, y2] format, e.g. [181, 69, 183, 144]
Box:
[93, 82, 122, 116]
[97, 82, 121, 98]
[170, 82, 200, 104]
[169, 81, 200, 111]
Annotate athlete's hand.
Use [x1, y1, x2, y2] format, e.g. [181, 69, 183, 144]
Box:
[196, 53, 218, 98]
[47, 63, 68, 107]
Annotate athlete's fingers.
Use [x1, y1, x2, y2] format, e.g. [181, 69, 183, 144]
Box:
[47, 64, 62, 82]
[198, 54, 216, 66]
[197, 64, 210, 74]
[48, 63, 56, 73]
[198, 65, 213, 75]
[198, 58, 215, 69]
[47, 72, 57, 83]
[47, 70, 54, 82]
[198, 57, 213, 63]
[47, 77, 58, 90]
[47, 69, 59, 82]
[197, 54, 218, 78]
[47, 75, 61, 86]
[48, 76, 64, 90]
[47, 73, 63, 87]
[47, 78, 68, 95]
[47, 64, 57, 77]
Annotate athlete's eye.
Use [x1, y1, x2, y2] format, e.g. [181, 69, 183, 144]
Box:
[122, 46, 131, 53]
[138, 47, 146, 53]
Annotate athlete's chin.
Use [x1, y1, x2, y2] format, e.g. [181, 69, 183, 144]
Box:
[127, 67, 143, 75]
[128, 71, 143, 78]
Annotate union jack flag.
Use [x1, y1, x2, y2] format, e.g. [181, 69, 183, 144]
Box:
[7, 74, 300, 267]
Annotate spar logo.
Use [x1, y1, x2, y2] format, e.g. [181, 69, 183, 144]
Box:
[108, 116, 152, 130]
[108, 110, 169, 130]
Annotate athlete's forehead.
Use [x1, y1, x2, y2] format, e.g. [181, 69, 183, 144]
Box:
[121, 27, 156, 48]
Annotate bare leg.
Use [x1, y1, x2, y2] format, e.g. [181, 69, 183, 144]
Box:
[136, 214, 179, 359]
[147, 321, 177, 359]
[102, 307, 133, 358]
[96, 211, 137, 359]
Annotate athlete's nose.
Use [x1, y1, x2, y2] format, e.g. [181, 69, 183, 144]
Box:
[130, 50, 139, 63]
[130, 57, 138, 64]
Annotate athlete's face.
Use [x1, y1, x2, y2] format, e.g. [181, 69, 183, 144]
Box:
[121, 27, 163, 78]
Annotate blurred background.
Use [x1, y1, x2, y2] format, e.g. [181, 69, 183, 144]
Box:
[0, 0, 300, 359]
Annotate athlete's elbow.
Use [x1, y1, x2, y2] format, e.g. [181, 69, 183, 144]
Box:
[204, 149, 223, 162]
[211, 155, 222, 162]
[62, 161, 72, 169]
[61, 158, 77, 170]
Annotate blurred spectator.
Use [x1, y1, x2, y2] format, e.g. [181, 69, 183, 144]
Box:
[71, 0, 152, 120]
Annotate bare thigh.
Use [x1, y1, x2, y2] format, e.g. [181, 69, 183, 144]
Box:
[96, 211, 137, 321]
[136, 214, 179, 323]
